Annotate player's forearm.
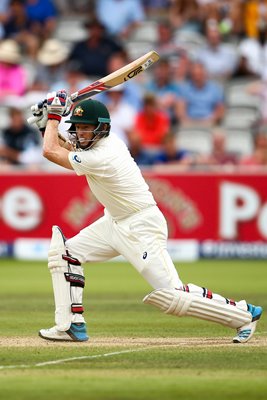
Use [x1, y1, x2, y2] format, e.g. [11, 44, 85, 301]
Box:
[58, 133, 73, 150]
[43, 120, 72, 169]
[43, 120, 61, 154]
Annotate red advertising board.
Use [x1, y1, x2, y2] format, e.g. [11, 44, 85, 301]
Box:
[1, 170, 267, 242]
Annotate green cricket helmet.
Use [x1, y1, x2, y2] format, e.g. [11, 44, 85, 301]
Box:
[66, 99, 111, 150]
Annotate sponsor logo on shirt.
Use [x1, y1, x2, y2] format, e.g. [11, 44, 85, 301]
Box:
[143, 251, 147, 259]
[73, 154, 81, 163]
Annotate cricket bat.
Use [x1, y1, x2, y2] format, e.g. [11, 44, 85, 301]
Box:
[28, 50, 159, 125]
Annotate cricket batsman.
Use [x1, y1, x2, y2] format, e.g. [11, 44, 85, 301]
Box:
[31, 89, 262, 343]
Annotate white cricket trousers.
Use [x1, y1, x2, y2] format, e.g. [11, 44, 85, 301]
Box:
[66, 205, 183, 289]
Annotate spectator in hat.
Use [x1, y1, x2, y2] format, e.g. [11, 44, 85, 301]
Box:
[3, 0, 39, 60]
[68, 17, 125, 78]
[0, 39, 27, 101]
[31, 38, 69, 91]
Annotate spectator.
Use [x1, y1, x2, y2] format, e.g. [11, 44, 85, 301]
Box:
[145, 57, 180, 125]
[173, 50, 191, 83]
[155, 19, 185, 60]
[127, 132, 156, 166]
[237, 24, 267, 78]
[31, 38, 70, 91]
[239, 130, 267, 167]
[0, 39, 28, 101]
[0, 0, 10, 39]
[51, 60, 90, 94]
[25, 0, 58, 40]
[243, 0, 267, 39]
[68, 17, 125, 78]
[134, 92, 170, 149]
[247, 76, 267, 123]
[197, 0, 244, 38]
[95, 0, 145, 39]
[54, 0, 94, 16]
[0, 106, 41, 166]
[169, 0, 203, 32]
[3, 0, 39, 59]
[175, 61, 225, 127]
[104, 84, 137, 145]
[97, 53, 143, 111]
[50, 60, 92, 136]
[206, 129, 238, 165]
[196, 20, 239, 81]
[153, 132, 193, 166]
[142, 0, 171, 17]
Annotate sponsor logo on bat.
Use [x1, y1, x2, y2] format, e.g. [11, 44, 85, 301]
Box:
[124, 65, 143, 81]
[142, 58, 153, 70]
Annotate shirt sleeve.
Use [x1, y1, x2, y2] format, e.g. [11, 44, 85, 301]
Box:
[68, 151, 106, 177]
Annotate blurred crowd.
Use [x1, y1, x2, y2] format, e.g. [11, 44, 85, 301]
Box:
[1, 0, 267, 170]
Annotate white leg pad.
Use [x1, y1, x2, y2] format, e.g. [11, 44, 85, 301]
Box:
[143, 288, 252, 329]
[48, 226, 72, 331]
[48, 226, 85, 331]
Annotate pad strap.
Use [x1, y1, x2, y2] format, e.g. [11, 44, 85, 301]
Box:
[71, 304, 84, 314]
[62, 254, 81, 266]
[64, 273, 85, 288]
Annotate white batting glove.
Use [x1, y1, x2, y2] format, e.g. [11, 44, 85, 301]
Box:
[46, 89, 70, 122]
[28, 102, 48, 136]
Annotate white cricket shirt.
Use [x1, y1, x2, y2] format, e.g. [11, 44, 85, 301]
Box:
[68, 133, 156, 220]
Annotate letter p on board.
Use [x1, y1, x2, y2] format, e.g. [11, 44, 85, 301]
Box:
[220, 182, 260, 239]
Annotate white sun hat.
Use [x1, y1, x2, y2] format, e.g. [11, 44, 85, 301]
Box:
[37, 39, 69, 66]
[0, 39, 22, 64]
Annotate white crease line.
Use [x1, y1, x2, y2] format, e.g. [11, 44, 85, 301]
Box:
[0, 334, 266, 370]
[0, 346, 153, 370]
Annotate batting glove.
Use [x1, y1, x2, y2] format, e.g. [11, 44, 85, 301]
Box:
[46, 90, 70, 122]
[29, 102, 48, 136]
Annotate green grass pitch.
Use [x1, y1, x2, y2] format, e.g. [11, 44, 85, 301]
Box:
[0, 258, 266, 400]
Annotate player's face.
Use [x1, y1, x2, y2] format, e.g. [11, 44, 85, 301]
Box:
[75, 124, 96, 149]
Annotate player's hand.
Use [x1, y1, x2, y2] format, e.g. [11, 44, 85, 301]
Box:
[46, 90, 71, 122]
[28, 102, 48, 136]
